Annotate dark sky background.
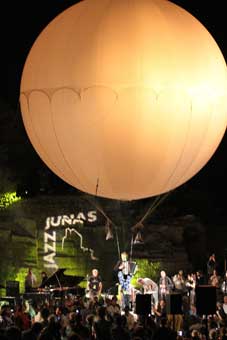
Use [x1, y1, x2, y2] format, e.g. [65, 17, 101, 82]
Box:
[0, 1, 226, 224]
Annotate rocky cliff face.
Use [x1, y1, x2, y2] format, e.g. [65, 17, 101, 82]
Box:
[132, 214, 207, 274]
[0, 195, 208, 293]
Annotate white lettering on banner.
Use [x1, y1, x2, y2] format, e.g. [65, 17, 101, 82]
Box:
[44, 211, 97, 230]
[43, 210, 98, 268]
[43, 252, 56, 264]
[76, 212, 86, 221]
[44, 243, 56, 254]
[44, 231, 56, 244]
[87, 211, 97, 222]
[45, 217, 50, 230]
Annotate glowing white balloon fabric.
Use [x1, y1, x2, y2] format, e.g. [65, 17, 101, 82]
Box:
[20, 0, 227, 200]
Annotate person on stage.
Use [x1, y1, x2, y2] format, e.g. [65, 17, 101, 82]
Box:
[87, 268, 102, 299]
[25, 268, 37, 293]
[116, 252, 133, 309]
[207, 253, 217, 278]
[158, 270, 173, 300]
[137, 277, 159, 306]
[221, 271, 227, 296]
[172, 269, 186, 294]
[39, 271, 48, 288]
[185, 273, 196, 305]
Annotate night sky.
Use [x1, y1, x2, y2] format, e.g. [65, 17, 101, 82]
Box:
[0, 1, 226, 222]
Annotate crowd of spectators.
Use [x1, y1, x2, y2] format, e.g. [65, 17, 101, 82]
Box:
[0, 286, 227, 340]
[0, 253, 227, 339]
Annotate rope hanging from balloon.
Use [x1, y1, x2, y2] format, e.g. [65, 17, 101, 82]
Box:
[16, 95, 172, 261]
[131, 191, 171, 233]
[129, 191, 171, 259]
[83, 194, 122, 259]
[83, 190, 171, 261]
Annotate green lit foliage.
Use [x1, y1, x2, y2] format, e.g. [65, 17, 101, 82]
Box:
[0, 192, 21, 209]
[0, 234, 14, 291]
[131, 259, 161, 288]
[0, 228, 37, 295]
[15, 268, 28, 293]
[0, 165, 15, 194]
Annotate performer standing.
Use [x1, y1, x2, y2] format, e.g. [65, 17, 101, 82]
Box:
[207, 253, 217, 278]
[137, 277, 159, 306]
[39, 271, 48, 288]
[117, 252, 133, 309]
[87, 269, 102, 299]
[158, 270, 173, 300]
[221, 271, 227, 296]
[185, 273, 196, 305]
[172, 270, 186, 294]
[25, 268, 37, 293]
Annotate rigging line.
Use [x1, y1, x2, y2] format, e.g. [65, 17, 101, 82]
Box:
[86, 192, 122, 258]
[130, 235, 134, 261]
[95, 178, 99, 196]
[140, 191, 171, 224]
[131, 191, 171, 231]
[83, 194, 117, 227]
[130, 193, 162, 230]
[82, 193, 121, 258]
[114, 224, 121, 260]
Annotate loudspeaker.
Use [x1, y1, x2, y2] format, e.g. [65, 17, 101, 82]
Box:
[135, 294, 151, 315]
[6, 281, 19, 297]
[166, 293, 182, 314]
[195, 285, 216, 315]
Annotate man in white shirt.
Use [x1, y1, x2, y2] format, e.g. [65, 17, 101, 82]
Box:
[137, 277, 158, 306]
[25, 268, 37, 293]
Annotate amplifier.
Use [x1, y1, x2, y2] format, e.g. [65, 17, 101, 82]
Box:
[6, 281, 19, 297]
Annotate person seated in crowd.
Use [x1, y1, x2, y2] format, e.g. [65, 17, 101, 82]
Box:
[220, 326, 227, 339]
[191, 329, 202, 340]
[153, 299, 167, 325]
[153, 317, 176, 340]
[106, 295, 121, 317]
[111, 314, 131, 340]
[0, 305, 14, 329]
[93, 306, 112, 340]
[122, 305, 136, 331]
[21, 321, 43, 340]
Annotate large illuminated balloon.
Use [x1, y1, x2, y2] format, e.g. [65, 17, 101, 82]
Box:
[20, 0, 227, 200]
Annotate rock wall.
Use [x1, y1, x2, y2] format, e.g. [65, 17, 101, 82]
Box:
[0, 195, 207, 294]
